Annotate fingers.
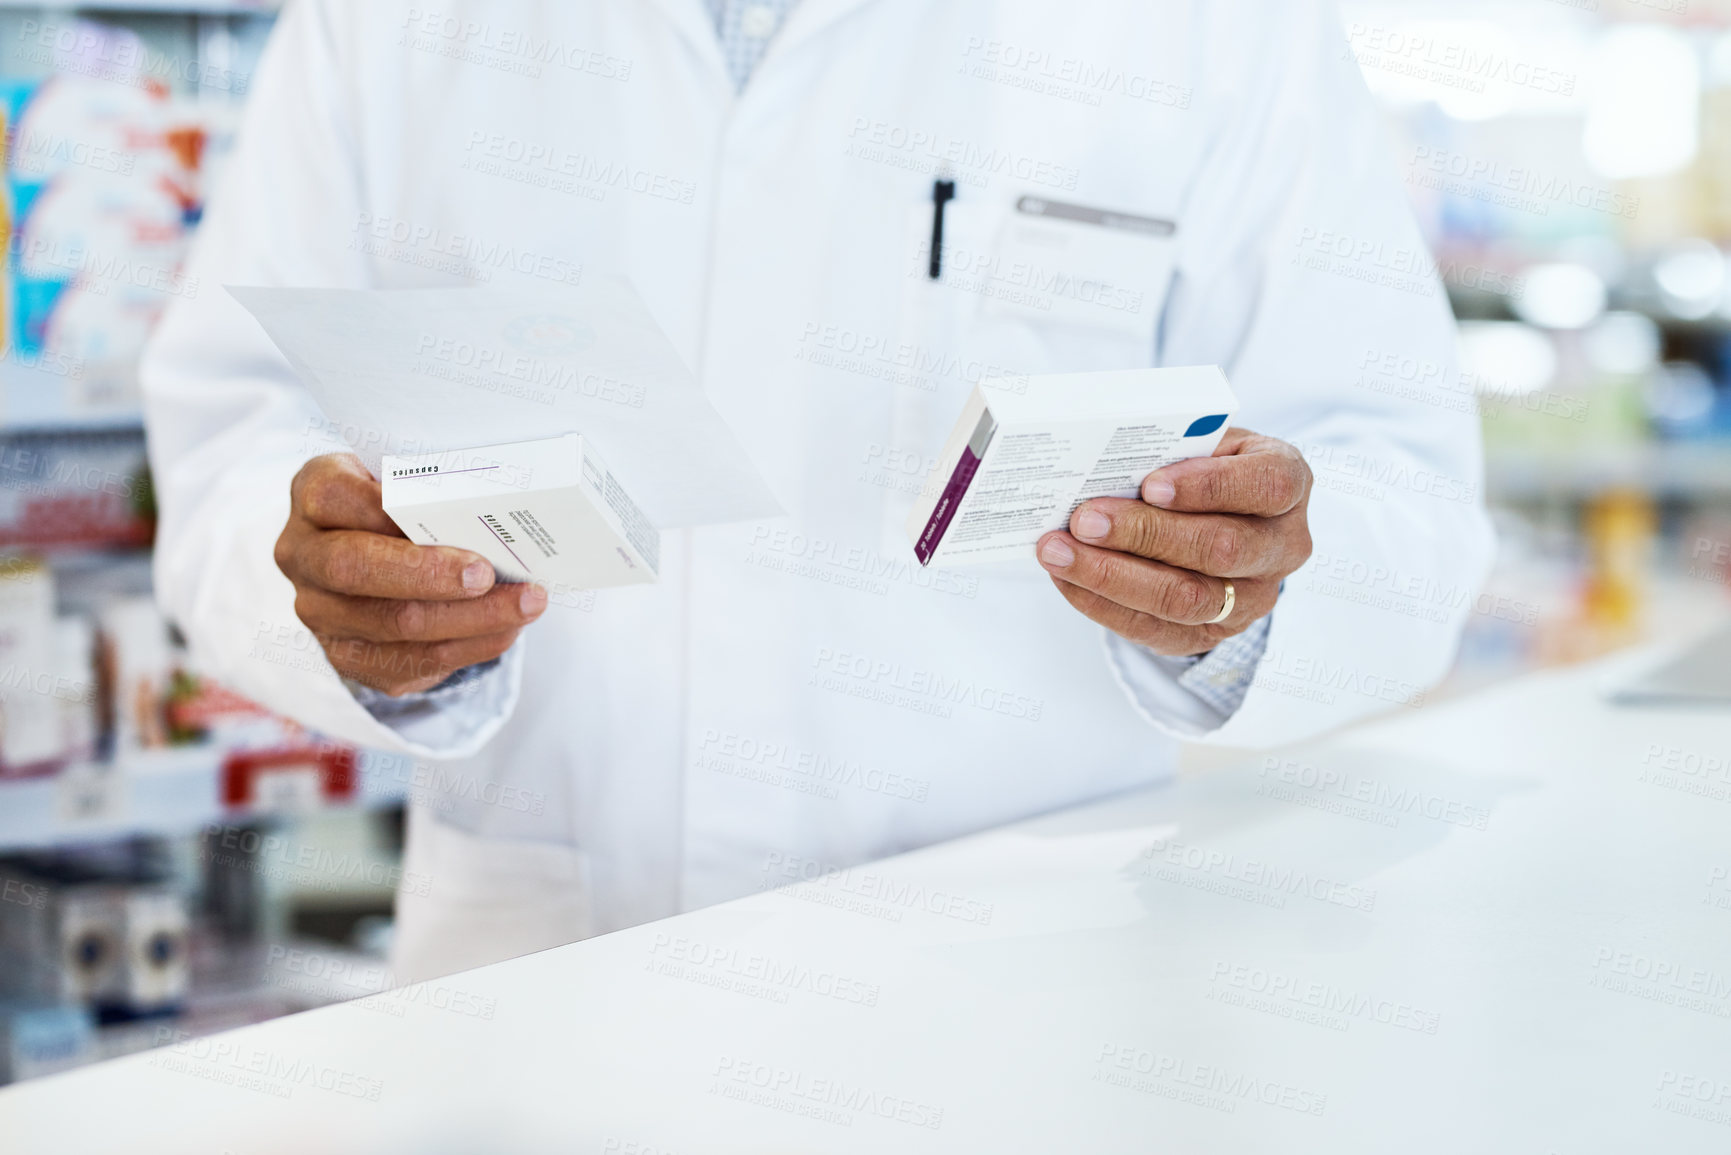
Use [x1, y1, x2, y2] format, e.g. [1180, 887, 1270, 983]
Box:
[1045, 578, 1222, 656]
[1042, 427, 1310, 651]
[1068, 498, 1295, 578]
[1139, 428, 1313, 517]
[290, 530, 495, 601]
[323, 629, 524, 697]
[1038, 531, 1276, 628]
[291, 454, 403, 536]
[294, 582, 547, 644]
[279, 455, 534, 697]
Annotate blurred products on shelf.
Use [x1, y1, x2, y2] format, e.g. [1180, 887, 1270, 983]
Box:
[1582, 489, 1657, 637]
[0, 556, 67, 775]
[96, 594, 172, 755]
[0, 17, 243, 426]
[0, 1001, 93, 1085]
[1335, 3, 1731, 693]
[53, 614, 96, 763]
[0, 853, 189, 1021]
[0, 430, 154, 549]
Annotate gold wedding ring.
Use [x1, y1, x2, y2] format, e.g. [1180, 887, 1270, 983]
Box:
[1206, 579, 1236, 625]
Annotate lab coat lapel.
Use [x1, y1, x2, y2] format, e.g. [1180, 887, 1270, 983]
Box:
[772, 0, 879, 46]
[636, 0, 885, 99]
[636, 0, 732, 80]
[772, 0, 884, 55]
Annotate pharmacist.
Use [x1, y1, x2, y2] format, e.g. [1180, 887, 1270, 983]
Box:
[142, 0, 1492, 980]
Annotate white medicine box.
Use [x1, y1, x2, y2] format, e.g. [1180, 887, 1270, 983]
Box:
[907, 366, 1238, 567]
[381, 433, 658, 591]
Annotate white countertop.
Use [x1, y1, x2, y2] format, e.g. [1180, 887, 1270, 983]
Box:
[5, 640, 1731, 1153]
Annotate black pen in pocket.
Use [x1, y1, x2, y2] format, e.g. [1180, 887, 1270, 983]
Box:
[929, 179, 956, 280]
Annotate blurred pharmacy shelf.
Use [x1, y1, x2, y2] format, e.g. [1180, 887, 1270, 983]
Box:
[0, 361, 143, 432]
[0, 745, 412, 853]
[1487, 441, 1731, 500]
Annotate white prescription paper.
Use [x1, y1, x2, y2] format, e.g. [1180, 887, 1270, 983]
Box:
[229, 278, 782, 529]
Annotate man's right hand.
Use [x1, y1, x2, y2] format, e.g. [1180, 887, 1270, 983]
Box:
[274, 454, 547, 697]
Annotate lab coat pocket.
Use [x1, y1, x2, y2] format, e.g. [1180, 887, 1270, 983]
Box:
[982, 195, 1177, 344]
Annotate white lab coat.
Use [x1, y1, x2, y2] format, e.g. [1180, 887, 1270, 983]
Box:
[142, 0, 1492, 981]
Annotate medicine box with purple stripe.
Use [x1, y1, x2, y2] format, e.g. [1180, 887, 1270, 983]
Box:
[907, 367, 1238, 567]
[381, 432, 658, 590]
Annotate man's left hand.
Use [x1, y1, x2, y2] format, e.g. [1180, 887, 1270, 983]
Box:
[1035, 428, 1313, 656]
